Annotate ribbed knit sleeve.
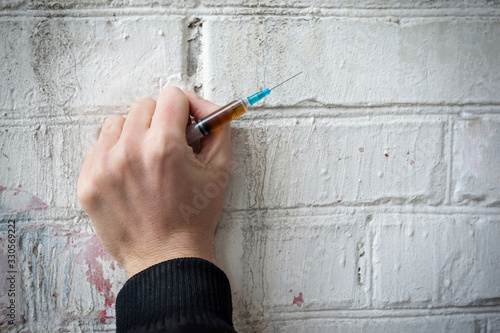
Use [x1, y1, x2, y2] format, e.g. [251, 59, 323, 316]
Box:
[116, 258, 236, 333]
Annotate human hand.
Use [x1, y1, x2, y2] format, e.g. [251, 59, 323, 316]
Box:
[77, 87, 230, 278]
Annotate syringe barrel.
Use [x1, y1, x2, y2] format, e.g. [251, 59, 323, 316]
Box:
[186, 99, 249, 145]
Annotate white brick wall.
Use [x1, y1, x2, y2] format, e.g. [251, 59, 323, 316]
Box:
[204, 17, 500, 106]
[0, 17, 184, 114]
[1, 1, 499, 332]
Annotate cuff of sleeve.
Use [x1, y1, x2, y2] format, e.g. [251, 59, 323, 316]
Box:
[116, 257, 234, 333]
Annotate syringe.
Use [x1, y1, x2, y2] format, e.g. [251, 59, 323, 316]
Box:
[186, 72, 302, 145]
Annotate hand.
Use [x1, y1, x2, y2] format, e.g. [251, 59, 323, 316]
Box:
[77, 87, 231, 278]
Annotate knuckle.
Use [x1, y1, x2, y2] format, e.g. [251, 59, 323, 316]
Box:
[92, 151, 123, 186]
[77, 180, 99, 210]
[147, 137, 179, 164]
[131, 97, 156, 111]
[145, 131, 175, 159]
[92, 161, 112, 186]
[101, 115, 124, 135]
[149, 142, 175, 162]
[221, 151, 232, 169]
[107, 144, 140, 177]
[214, 150, 231, 171]
[119, 134, 140, 154]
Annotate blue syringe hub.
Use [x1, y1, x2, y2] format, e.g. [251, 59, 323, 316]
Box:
[247, 88, 271, 106]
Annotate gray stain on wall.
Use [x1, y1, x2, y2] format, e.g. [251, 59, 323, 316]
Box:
[30, 19, 80, 112]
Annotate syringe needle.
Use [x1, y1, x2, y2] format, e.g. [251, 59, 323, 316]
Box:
[269, 71, 303, 91]
[186, 71, 303, 145]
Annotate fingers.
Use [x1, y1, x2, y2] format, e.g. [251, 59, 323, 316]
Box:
[77, 140, 98, 200]
[184, 91, 231, 164]
[150, 86, 190, 141]
[184, 90, 220, 120]
[97, 115, 126, 152]
[121, 97, 156, 138]
[78, 115, 124, 208]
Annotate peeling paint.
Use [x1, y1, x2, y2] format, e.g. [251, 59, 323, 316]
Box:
[71, 234, 117, 323]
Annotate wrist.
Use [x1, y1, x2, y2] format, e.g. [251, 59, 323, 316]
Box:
[124, 234, 216, 278]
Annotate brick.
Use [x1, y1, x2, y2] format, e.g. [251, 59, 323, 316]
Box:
[268, 316, 481, 333]
[0, 123, 99, 212]
[50, 124, 100, 210]
[488, 316, 500, 333]
[0, 17, 184, 116]
[263, 217, 368, 309]
[20, 0, 196, 9]
[215, 212, 368, 330]
[0, 126, 52, 211]
[225, 117, 446, 210]
[396, 0, 500, 9]
[0, 0, 24, 10]
[3, 0, 498, 9]
[452, 117, 500, 207]
[200, 0, 307, 6]
[372, 214, 500, 308]
[201, 0, 499, 8]
[203, 17, 500, 106]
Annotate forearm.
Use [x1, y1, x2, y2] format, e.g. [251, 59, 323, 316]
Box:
[77, 88, 234, 332]
[116, 258, 236, 333]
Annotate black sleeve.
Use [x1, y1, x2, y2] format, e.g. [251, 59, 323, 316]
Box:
[116, 257, 237, 333]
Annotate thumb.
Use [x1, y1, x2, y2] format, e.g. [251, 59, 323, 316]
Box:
[184, 91, 231, 165]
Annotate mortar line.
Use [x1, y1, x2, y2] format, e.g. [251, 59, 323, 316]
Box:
[365, 207, 374, 308]
[445, 115, 454, 205]
[1, 105, 500, 126]
[222, 205, 500, 216]
[180, 16, 190, 86]
[2, 102, 500, 112]
[1, 7, 500, 19]
[12, 204, 500, 223]
[267, 306, 500, 320]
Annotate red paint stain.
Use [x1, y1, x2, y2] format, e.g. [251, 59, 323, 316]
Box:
[410, 160, 415, 165]
[0, 186, 48, 214]
[26, 196, 48, 210]
[337, 200, 342, 203]
[293, 292, 304, 307]
[359, 148, 364, 153]
[384, 154, 389, 157]
[289, 289, 293, 293]
[407, 151, 410, 155]
[98, 310, 114, 324]
[71, 234, 116, 323]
